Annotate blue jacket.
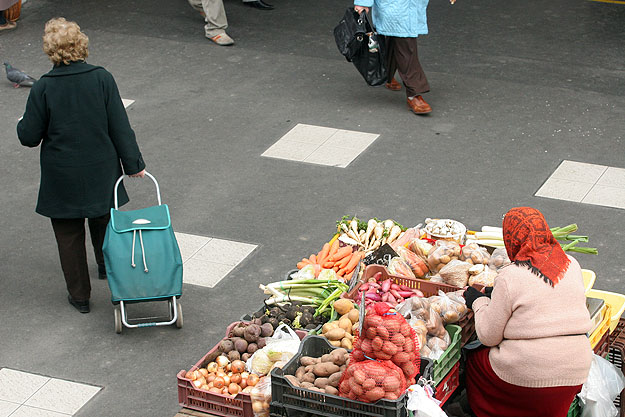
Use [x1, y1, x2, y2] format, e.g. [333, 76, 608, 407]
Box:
[354, 0, 429, 37]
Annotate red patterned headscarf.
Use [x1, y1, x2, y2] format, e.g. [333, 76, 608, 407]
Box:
[502, 207, 570, 286]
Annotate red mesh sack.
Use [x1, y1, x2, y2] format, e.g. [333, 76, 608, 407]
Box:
[338, 359, 407, 402]
[351, 303, 420, 381]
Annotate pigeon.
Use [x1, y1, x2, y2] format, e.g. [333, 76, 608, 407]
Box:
[4, 62, 37, 88]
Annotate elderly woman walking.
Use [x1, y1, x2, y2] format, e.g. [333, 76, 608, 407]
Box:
[17, 17, 146, 313]
[0, 0, 19, 31]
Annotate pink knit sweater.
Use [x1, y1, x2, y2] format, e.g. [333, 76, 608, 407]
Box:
[472, 255, 592, 388]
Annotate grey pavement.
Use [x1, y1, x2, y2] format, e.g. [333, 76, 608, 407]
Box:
[1, 0, 624, 415]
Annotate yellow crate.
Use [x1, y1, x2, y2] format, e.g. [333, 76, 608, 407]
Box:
[581, 269, 596, 294]
[589, 304, 611, 349]
[586, 289, 625, 333]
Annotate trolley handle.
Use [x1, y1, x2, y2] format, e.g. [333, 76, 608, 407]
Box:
[113, 171, 161, 210]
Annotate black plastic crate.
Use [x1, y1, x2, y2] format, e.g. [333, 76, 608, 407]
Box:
[270, 335, 432, 417]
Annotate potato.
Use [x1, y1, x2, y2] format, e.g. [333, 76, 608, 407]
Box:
[352, 322, 360, 335]
[338, 317, 353, 334]
[329, 340, 342, 347]
[320, 353, 334, 363]
[285, 375, 300, 387]
[295, 366, 306, 380]
[362, 378, 376, 391]
[300, 381, 314, 389]
[300, 356, 320, 366]
[314, 377, 330, 389]
[333, 299, 354, 316]
[330, 348, 348, 365]
[341, 338, 353, 350]
[325, 386, 339, 395]
[328, 372, 342, 387]
[313, 362, 340, 377]
[325, 328, 346, 341]
[322, 321, 340, 334]
[347, 309, 359, 324]
[301, 372, 315, 383]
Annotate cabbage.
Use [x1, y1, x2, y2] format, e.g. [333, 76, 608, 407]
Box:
[250, 350, 273, 375]
[292, 265, 315, 280]
[317, 268, 337, 281]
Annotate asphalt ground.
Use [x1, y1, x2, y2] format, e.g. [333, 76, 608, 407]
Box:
[1, 0, 624, 415]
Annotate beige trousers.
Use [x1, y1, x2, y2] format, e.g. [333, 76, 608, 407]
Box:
[187, 0, 228, 37]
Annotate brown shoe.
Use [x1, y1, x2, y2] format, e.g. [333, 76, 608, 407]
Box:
[407, 95, 432, 114]
[385, 77, 402, 91]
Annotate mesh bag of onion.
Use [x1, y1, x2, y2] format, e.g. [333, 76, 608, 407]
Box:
[338, 359, 407, 402]
[351, 303, 420, 385]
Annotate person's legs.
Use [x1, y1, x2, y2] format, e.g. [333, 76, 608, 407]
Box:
[0, 10, 16, 30]
[51, 218, 91, 311]
[88, 213, 109, 279]
[393, 37, 430, 98]
[384, 36, 402, 91]
[187, 0, 233, 45]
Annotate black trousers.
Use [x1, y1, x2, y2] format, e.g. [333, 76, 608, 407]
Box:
[385, 36, 430, 98]
[50, 213, 110, 302]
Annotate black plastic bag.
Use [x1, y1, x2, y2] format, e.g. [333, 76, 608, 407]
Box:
[333, 8, 367, 62]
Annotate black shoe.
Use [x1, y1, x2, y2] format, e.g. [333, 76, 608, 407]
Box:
[68, 295, 90, 313]
[243, 0, 274, 10]
[98, 264, 107, 280]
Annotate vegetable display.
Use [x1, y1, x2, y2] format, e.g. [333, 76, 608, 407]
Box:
[251, 302, 325, 331]
[349, 271, 424, 308]
[260, 279, 348, 319]
[284, 347, 350, 395]
[183, 356, 260, 396]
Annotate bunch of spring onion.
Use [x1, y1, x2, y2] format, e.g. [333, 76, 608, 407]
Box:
[468, 224, 598, 254]
[259, 278, 349, 318]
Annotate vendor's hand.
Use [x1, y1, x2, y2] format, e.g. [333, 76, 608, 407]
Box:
[450, 0, 456, 4]
[463, 286, 487, 310]
[128, 169, 145, 178]
[354, 6, 369, 14]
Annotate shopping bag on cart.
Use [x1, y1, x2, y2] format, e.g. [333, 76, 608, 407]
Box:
[103, 172, 183, 303]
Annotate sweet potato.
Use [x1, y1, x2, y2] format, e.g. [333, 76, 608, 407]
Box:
[300, 382, 314, 389]
[351, 382, 364, 396]
[365, 387, 385, 402]
[330, 348, 348, 365]
[325, 386, 339, 396]
[301, 372, 315, 383]
[300, 356, 320, 366]
[320, 353, 334, 363]
[353, 369, 366, 384]
[328, 372, 342, 387]
[362, 378, 376, 391]
[314, 377, 330, 389]
[295, 366, 306, 380]
[313, 362, 340, 377]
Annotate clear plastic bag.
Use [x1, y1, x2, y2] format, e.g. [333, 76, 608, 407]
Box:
[429, 290, 468, 324]
[438, 260, 472, 287]
[396, 246, 428, 278]
[427, 240, 461, 273]
[248, 324, 301, 374]
[579, 354, 625, 417]
[460, 242, 491, 265]
[488, 248, 510, 271]
[468, 264, 497, 287]
[387, 256, 416, 279]
[250, 376, 272, 417]
[408, 238, 433, 262]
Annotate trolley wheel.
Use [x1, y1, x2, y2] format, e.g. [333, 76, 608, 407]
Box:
[175, 303, 183, 329]
[114, 306, 123, 334]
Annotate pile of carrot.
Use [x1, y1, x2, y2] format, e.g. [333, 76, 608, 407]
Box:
[296, 240, 363, 281]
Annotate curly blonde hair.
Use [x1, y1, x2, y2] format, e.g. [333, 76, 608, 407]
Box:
[43, 18, 89, 65]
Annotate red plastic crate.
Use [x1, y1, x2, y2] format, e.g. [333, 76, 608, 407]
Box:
[352, 265, 479, 346]
[177, 321, 307, 417]
[434, 360, 460, 406]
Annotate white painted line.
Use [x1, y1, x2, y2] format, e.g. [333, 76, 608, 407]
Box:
[262, 123, 379, 168]
[122, 98, 135, 109]
[175, 232, 258, 288]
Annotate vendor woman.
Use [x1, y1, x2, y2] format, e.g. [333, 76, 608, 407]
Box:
[463, 207, 592, 417]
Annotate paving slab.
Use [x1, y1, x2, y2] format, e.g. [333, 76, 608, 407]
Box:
[1, 0, 624, 416]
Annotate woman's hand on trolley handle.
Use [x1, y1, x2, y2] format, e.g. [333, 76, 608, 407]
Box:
[128, 169, 146, 178]
[354, 6, 369, 14]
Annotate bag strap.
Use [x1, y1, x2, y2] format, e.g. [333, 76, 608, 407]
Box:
[113, 171, 162, 210]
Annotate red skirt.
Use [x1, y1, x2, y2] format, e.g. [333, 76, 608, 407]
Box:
[465, 347, 581, 417]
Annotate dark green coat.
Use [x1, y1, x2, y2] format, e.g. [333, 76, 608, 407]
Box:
[17, 61, 145, 219]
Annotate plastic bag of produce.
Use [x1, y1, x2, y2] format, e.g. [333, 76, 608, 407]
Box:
[351, 303, 420, 382]
[250, 376, 272, 417]
[468, 264, 497, 287]
[339, 359, 407, 402]
[428, 290, 468, 324]
[579, 354, 625, 417]
[438, 260, 471, 287]
[460, 243, 491, 265]
[248, 324, 301, 374]
[488, 247, 510, 271]
[409, 238, 434, 262]
[387, 256, 416, 279]
[391, 226, 420, 250]
[427, 240, 461, 273]
[395, 246, 428, 278]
